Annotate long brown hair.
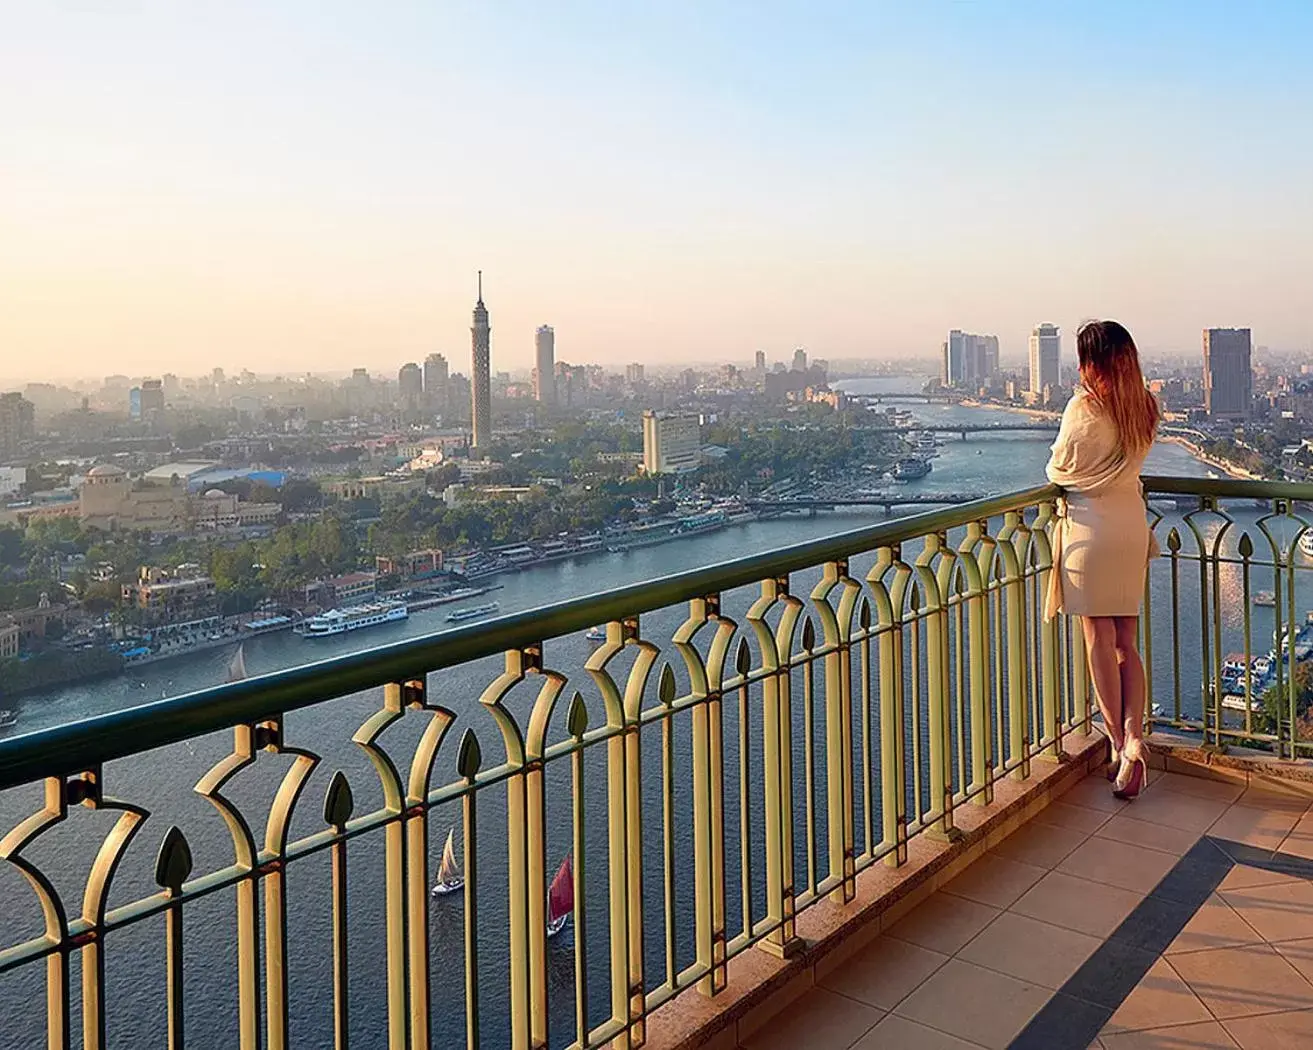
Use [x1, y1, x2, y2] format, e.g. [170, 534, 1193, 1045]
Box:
[1076, 320, 1159, 456]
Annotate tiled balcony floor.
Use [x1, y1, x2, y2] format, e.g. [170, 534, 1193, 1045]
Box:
[741, 768, 1313, 1050]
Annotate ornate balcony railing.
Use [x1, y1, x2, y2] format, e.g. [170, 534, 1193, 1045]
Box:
[0, 476, 1310, 1049]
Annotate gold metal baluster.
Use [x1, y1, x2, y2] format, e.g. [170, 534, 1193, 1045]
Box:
[260, 721, 319, 1050]
[1168, 529, 1183, 721]
[801, 619, 817, 895]
[1239, 534, 1255, 738]
[457, 731, 483, 1050]
[735, 640, 754, 939]
[567, 695, 590, 1044]
[750, 577, 803, 959]
[155, 826, 193, 1050]
[659, 664, 678, 991]
[322, 774, 353, 1050]
[858, 602, 874, 859]
[910, 601, 923, 825]
[195, 725, 264, 1050]
[999, 512, 1028, 778]
[918, 538, 957, 839]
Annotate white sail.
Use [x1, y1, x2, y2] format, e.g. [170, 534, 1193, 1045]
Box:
[226, 644, 247, 683]
[432, 827, 464, 895]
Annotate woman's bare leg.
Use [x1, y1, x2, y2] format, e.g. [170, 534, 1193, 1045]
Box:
[1115, 616, 1147, 754]
[1081, 616, 1125, 753]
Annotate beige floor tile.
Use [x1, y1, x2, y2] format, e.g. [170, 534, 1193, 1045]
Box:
[1011, 869, 1144, 938]
[1220, 879, 1313, 944]
[1278, 813, 1313, 860]
[1105, 958, 1212, 1033]
[1100, 1019, 1239, 1048]
[884, 893, 1000, 956]
[1272, 937, 1313, 983]
[942, 853, 1047, 909]
[740, 986, 882, 1050]
[957, 910, 1101, 989]
[850, 1013, 986, 1050]
[1166, 894, 1264, 956]
[1169, 944, 1313, 1020]
[1036, 800, 1116, 834]
[1122, 789, 1232, 834]
[1058, 837, 1180, 894]
[991, 820, 1090, 869]
[1095, 812, 1204, 857]
[1150, 772, 1246, 804]
[1063, 773, 1135, 813]
[1217, 863, 1303, 893]
[894, 959, 1052, 1050]
[1234, 784, 1313, 812]
[1208, 804, 1302, 851]
[1223, 1007, 1313, 1049]
[819, 935, 949, 1011]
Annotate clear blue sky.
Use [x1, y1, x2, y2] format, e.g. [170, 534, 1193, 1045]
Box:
[2, 1, 1310, 379]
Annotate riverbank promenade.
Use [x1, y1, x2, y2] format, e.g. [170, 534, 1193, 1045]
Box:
[2, 475, 1312, 1049]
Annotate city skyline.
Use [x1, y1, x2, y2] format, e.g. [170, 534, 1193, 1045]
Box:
[3, 4, 1311, 382]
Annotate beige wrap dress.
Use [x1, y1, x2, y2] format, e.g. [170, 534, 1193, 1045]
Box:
[1043, 388, 1157, 621]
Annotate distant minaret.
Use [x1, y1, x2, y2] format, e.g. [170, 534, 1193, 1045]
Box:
[470, 270, 491, 452]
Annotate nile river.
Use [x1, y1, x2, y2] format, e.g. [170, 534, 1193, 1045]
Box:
[0, 378, 1257, 1049]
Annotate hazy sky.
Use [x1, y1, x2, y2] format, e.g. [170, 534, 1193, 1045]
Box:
[3, 2, 1311, 382]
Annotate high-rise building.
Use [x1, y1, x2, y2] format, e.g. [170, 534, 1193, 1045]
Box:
[470, 272, 491, 451]
[1203, 328, 1253, 420]
[754, 349, 767, 376]
[139, 379, 164, 420]
[642, 411, 701, 474]
[398, 363, 423, 410]
[424, 353, 449, 409]
[625, 363, 645, 386]
[943, 331, 999, 387]
[0, 392, 35, 456]
[792, 347, 808, 372]
[534, 326, 556, 403]
[1028, 324, 1061, 395]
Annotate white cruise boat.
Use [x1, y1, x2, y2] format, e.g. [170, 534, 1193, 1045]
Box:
[296, 600, 408, 637]
[1300, 531, 1313, 559]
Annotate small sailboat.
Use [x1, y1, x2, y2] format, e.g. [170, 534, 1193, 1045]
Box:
[226, 643, 248, 683]
[546, 853, 574, 938]
[431, 828, 464, 896]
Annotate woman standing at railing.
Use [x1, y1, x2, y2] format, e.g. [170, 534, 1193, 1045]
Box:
[1044, 320, 1160, 799]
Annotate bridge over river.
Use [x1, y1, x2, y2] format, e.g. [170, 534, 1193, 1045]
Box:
[747, 492, 994, 515]
[854, 422, 1059, 439]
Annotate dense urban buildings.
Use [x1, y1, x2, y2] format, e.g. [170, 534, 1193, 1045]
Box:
[791, 346, 808, 372]
[1203, 327, 1253, 420]
[641, 410, 701, 474]
[1028, 323, 1061, 395]
[533, 325, 555, 404]
[470, 272, 491, 451]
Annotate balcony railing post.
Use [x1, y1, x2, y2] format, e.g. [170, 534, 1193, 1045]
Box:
[918, 536, 961, 840]
[998, 512, 1029, 779]
[813, 561, 856, 902]
[870, 549, 909, 867]
[1034, 503, 1066, 762]
[685, 595, 728, 996]
[961, 523, 992, 803]
[750, 577, 804, 958]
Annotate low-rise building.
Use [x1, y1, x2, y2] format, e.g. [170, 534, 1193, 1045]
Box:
[0, 620, 21, 659]
[375, 549, 444, 579]
[122, 567, 217, 624]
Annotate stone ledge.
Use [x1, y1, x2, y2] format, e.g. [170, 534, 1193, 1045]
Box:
[642, 731, 1108, 1050]
[1145, 727, 1313, 794]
